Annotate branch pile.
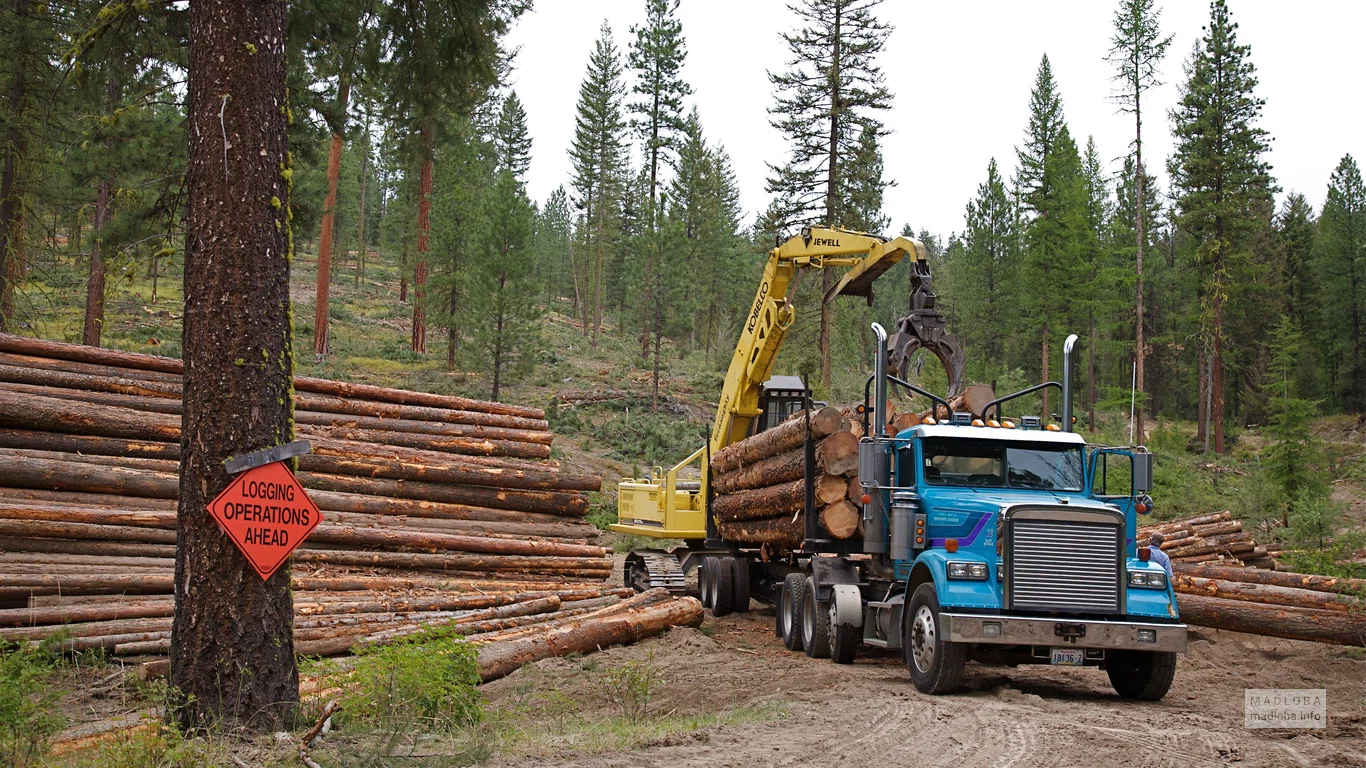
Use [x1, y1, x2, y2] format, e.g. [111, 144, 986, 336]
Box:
[0, 334, 703, 674]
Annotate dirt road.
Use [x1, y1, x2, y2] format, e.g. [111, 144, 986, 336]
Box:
[484, 607, 1366, 768]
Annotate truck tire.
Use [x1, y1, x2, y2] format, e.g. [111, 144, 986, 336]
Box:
[801, 576, 831, 659]
[780, 572, 806, 652]
[1107, 650, 1177, 701]
[905, 583, 967, 694]
[731, 557, 751, 613]
[830, 609, 860, 665]
[711, 557, 735, 617]
[698, 557, 714, 609]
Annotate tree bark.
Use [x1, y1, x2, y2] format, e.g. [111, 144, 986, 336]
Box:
[820, 499, 859, 539]
[294, 410, 551, 444]
[314, 80, 350, 357]
[1172, 562, 1366, 596]
[713, 475, 847, 522]
[1173, 575, 1360, 612]
[711, 406, 842, 474]
[0, 13, 25, 334]
[83, 71, 119, 348]
[177, 0, 297, 728]
[716, 514, 804, 547]
[1176, 594, 1366, 647]
[412, 118, 433, 353]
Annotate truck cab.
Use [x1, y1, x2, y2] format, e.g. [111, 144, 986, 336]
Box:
[793, 327, 1186, 699]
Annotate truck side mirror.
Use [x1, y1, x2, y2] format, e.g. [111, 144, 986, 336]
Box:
[1133, 453, 1153, 494]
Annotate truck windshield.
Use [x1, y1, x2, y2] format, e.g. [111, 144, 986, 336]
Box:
[919, 438, 1084, 491]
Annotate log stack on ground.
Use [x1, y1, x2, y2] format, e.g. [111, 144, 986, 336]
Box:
[0, 333, 704, 676]
[1138, 511, 1272, 568]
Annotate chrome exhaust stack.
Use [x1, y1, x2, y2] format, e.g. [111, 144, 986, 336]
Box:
[861, 323, 891, 555]
[1062, 333, 1079, 432]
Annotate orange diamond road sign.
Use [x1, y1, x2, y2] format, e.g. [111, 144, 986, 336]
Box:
[207, 461, 322, 580]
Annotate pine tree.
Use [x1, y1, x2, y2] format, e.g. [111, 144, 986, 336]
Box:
[535, 185, 573, 309]
[1316, 154, 1366, 410]
[1079, 136, 1115, 426]
[628, 0, 689, 408]
[1108, 0, 1172, 442]
[1277, 193, 1317, 396]
[952, 158, 1020, 383]
[843, 122, 890, 233]
[1169, 0, 1273, 453]
[462, 91, 538, 401]
[766, 0, 892, 390]
[568, 21, 628, 349]
[1264, 315, 1323, 526]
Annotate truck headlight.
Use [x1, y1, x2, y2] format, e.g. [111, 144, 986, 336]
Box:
[1128, 571, 1167, 589]
[947, 561, 988, 580]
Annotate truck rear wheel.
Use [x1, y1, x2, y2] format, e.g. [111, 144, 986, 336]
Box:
[801, 577, 831, 659]
[1107, 650, 1177, 701]
[780, 572, 806, 652]
[905, 583, 967, 694]
[730, 557, 751, 613]
[711, 558, 734, 617]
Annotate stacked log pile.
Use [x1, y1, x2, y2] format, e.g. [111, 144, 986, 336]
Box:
[0, 333, 704, 672]
[1138, 512, 1364, 646]
[1138, 511, 1273, 568]
[709, 386, 996, 549]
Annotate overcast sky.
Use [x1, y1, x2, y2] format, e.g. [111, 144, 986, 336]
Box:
[505, 1, 1364, 238]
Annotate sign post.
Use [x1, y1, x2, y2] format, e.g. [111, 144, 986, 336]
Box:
[208, 442, 322, 580]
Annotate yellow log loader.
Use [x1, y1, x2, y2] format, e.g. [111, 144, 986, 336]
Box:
[611, 226, 964, 591]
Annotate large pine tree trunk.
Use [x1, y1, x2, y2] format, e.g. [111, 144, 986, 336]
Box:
[819, 3, 842, 392]
[354, 134, 367, 287]
[175, 0, 297, 729]
[313, 81, 350, 357]
[1134, 117, 1146, 444]
[412, 120, 433, 353]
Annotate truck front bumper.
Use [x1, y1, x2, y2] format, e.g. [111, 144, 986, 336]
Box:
[940, 613, 1187, 653]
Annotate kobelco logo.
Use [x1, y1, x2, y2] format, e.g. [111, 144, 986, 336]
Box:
[746, 282, 769, 332]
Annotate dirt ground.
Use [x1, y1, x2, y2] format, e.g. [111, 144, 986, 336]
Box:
[483, 604, 1366, 768]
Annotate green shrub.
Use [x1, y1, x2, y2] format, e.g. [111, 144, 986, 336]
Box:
[600, 654, 660, 723]
[344, 626, 483, 732]
[0, 640, 65, 767]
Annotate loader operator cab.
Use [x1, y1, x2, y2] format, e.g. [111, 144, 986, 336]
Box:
[748, 376, 825, 437]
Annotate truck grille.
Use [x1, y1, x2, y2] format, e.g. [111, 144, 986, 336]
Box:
[1009, 518, 1121, 614]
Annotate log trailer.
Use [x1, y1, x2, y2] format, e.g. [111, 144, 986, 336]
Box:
[613, 227, 1186, 698]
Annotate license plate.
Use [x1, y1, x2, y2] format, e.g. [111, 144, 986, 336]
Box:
[1050, 647, 1086, 666]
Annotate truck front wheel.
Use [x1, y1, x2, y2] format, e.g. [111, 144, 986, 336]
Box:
[905, 584, 967, 694]
[801, 577, 831, 659]
[1106, 650, 1177, 701]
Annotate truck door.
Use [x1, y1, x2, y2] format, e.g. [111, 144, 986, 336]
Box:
[1088, 448, 1153, 556]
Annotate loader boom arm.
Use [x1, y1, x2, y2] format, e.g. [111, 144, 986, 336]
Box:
[710, 227, 924, 454]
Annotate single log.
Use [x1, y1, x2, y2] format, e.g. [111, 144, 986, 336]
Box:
[304, 434, 564, 475]
[1176, 594, 1366, 646]
[0, 448, 178, 474]
[295, 410, 552, 444]
[0, 332, 186, 374]
[296, 453, 598, 494]
[1173, 575, 1361, 612]
[295, 391, 548, 432]
[713, 475, 847, 522]
[846, 476, 862, 503]
[1139, 511, 1232, 534]
[292, 375, 543, 419]
[1191, 521, 1244, 537]
[48, 631, 172, 653]
[317, 509, 599, 541]
[0, 364, 181, 400]
[717, 515, 803, 547]
[0, 391, 180, 440]
[0, 518, 175, 545]
[889, 412, 922, 433]
[0, 429, 180, 460]
[0, 351, 182, 384]
[0, 601, 176, 627]
[297, 471, 590, 517]
[820, 500, 860, 539]
[476, 596, 702, 681]
[0, 536, 174, 560]
[293, 592, 527, 616]
[712, 407, 843, 474]
[0, 382, 183, 415]
[1, 615, 174, 641]
[289, 548, 610, 576]
[1173, 563, 1366, 596]
[0, 573, 174, 597]
[290, 575, 595, 593]
[815, 431, 860, 476]
[298, 424, 551, 460]
[302, 489, 588, 526]
[710, 447, 805, 495]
